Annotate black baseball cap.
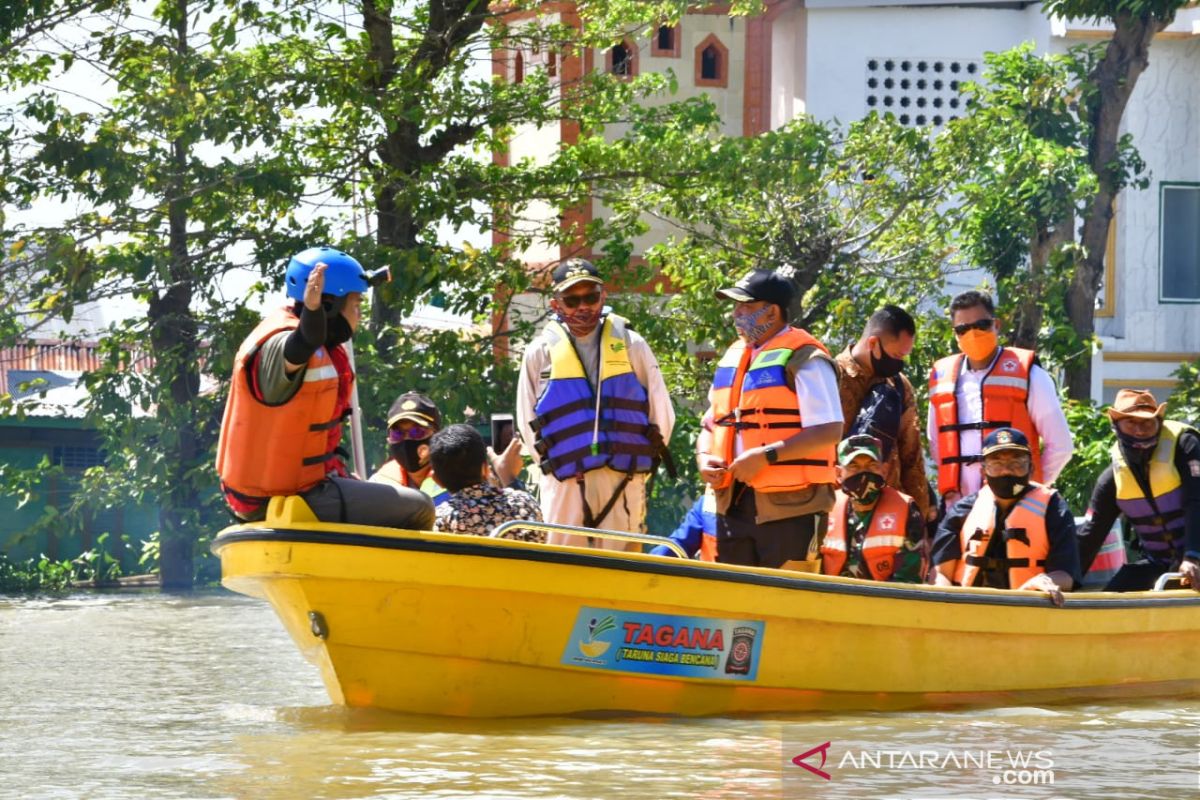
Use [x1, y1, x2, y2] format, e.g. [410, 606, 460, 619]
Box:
[716, 269, 796, 309]
[551, 258, 604, 293]
[387, 391, 442, 430]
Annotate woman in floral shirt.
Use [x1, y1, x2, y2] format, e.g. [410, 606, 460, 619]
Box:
[429, 424, 545, 543]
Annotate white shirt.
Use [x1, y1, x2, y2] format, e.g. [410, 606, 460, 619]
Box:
[926, 350, 1074, 496]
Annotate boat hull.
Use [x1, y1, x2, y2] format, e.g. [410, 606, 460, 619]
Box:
[213, 519, 1200, 718]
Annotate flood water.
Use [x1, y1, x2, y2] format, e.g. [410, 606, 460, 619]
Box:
[1, 591, 1197, 800]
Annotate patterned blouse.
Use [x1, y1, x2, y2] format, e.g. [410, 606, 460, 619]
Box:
[434, 483, 546, 543]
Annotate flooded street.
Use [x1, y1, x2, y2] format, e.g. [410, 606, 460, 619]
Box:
[1, 592, 1197, 799]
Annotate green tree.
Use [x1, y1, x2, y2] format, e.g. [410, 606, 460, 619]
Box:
[951, 44, 1110, 370]
[1, 0, 315, 588]
[1041, 0, 1191, 398]
[565, 107, 963, 352]
[0, 0, 755, 585]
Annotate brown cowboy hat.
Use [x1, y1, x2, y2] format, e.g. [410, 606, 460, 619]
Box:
[1105, 388, 1167, 422]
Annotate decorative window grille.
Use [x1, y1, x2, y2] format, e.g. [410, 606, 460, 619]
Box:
[864, 58, 980, 127]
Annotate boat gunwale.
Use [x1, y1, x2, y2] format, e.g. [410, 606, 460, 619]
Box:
[212, 527, 1200, 610]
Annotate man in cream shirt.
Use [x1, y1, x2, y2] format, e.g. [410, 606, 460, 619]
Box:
[516, 259, 675, 549]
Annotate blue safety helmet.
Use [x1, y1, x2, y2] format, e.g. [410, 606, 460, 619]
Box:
[285, 247, 369, 302]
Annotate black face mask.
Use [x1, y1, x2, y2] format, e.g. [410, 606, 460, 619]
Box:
[1116, 430, 1159, 458]
[390, 441, 429, 474]
[870, 344, 905, 379]
[842, 471, 885, 504]
[325, 312, 353, 347]
[986, 473, 1029, 500]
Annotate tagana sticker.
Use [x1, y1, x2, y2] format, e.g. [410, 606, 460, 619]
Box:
[561, 606, 765, 681]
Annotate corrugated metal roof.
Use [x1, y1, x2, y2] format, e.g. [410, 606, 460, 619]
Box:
[0, 340, 153, 417]
[2, 341, 99, 393]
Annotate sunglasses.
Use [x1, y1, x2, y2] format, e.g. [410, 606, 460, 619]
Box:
[983, 457, 1031, 476]
[387, 426, 433, 444]
[953, 318, 994, 336]
[558, 290, 602, 309]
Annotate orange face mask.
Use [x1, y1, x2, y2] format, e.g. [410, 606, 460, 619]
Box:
[958, 328, 998, 362]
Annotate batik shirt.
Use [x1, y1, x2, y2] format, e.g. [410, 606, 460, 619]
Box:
[434, 483, 545, 542]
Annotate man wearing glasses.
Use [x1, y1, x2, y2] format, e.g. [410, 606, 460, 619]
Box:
[927, 290, 1073, 512]
[370, 391, 449, 507]
[931, 428, 1080, 605]
[516, 259, 675, 549]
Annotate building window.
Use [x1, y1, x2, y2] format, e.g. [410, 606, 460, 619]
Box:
[694, 34, 728, 88]
[547, 50, 557, 78]
[52, 445, 105, 470]
[864, 57, 979, 127]
[1161, 183, 1200, 302]
[652, 24, 680, 58]
[514, 51, 524, 84]
[607, 40, 637, 78]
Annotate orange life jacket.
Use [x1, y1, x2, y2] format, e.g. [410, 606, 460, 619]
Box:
[370, 460, 449, 506]
[216, 307, 351, 504]
[707, 327, 837, 493]
[952, 484, 1053, 589]
[821, 486, 913, 580]
[928, 348, 1042, 494]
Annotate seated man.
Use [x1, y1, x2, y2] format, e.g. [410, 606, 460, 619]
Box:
[370, 391, 448, 507]
[430, 424, 545, 542]
[216, 247, 434, 531]
[932, 428, 1081, 605]
[1077, 388, 1200, 591]
[821, 434, 925, 583]
[650, 486, 718, 560]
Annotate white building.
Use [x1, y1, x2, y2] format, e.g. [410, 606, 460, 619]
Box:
[497, 0, 1200, 402]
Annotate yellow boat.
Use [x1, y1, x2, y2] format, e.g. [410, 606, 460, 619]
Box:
[212, 496, 1200, 718]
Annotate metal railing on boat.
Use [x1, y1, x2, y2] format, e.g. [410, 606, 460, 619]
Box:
[490, 520, 690, 559]
[1153, 572, 1185, 591]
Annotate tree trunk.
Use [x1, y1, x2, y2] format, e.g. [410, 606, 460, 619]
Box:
[371, 165, 419, 344]
[1013, 225, 1050, 351]
[153, 0, 200, 590]
[1014, 217, 1073, 350]
[1065, 11, 1169, 399]
[360, 0, 489, 356]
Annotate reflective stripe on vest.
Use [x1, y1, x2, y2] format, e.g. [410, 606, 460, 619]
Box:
[707, 327, 836, 493]
[822, 486, 912, 580]
[216, 306, 350, 501]
[953, 484, 1053, 589]
[928, 347, 1042, 494]
[531, 315, 655, 480]
[698, 488, 718, 562]
[1111, 420, 1196, 566]
[1080, 523, 1126, 588]
[303, 365, 339, 383]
